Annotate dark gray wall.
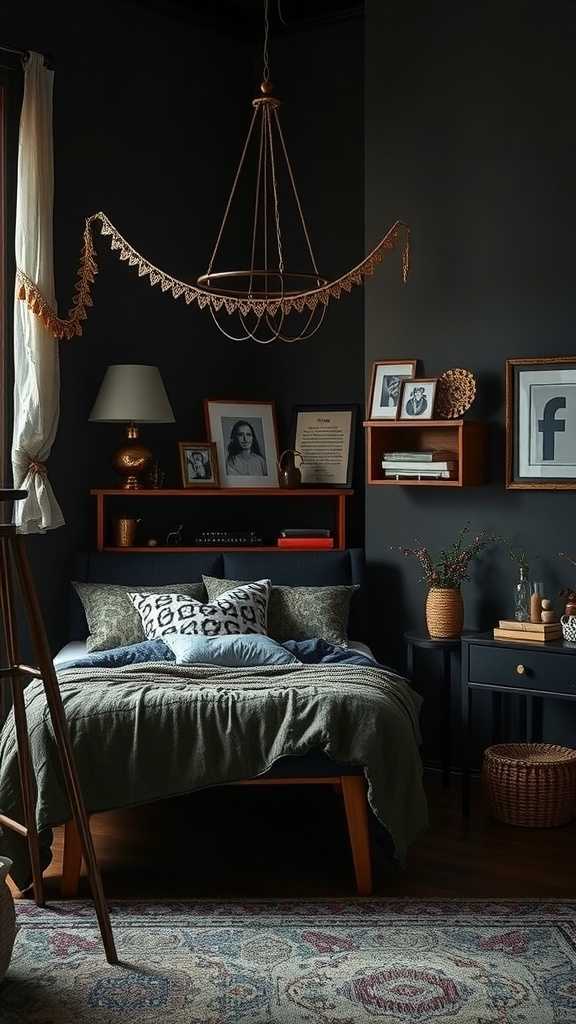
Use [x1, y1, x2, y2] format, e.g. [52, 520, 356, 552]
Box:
[365, 4, 576, 749]
[3, 5, 364, 650]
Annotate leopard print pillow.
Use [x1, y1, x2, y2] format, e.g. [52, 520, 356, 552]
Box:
[128, 580, 271, 640]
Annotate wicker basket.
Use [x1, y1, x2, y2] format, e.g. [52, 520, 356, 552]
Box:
[483, 743, 576, 828]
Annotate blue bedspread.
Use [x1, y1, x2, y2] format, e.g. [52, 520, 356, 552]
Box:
[62, 637, 380, 670]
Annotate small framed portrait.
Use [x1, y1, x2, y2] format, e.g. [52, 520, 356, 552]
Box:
[205, 400, 279, 488]
[399, 378, 438, 420]
[179, 442, 219, 487]
[506, 356, 576, 489]
[367, 360, 417, 419]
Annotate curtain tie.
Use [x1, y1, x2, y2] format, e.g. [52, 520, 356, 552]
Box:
[28, 461, 47, 477]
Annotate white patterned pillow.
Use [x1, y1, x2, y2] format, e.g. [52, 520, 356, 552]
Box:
[127, 580, 271, 640]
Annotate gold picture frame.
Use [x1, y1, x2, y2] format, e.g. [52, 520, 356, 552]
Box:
[178, 441, 220, 488]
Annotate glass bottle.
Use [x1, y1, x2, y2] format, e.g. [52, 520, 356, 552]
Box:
[514, 566, 531, 622]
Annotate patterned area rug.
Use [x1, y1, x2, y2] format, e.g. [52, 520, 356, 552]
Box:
[3, 899, 576, 1022]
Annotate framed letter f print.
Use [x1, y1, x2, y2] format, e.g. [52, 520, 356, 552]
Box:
[506, 356, 576, 489]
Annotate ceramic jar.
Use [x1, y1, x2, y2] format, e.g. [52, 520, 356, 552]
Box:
[0, 857, 16, 981]
[426, 587, 464, 639]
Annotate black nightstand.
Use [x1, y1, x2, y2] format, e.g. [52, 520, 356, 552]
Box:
[461, 632, 576, 817]
[404, 631, 463, 787]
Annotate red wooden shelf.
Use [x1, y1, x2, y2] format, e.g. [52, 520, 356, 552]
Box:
[91, 488, 353, 552]
[90, 489, 353, 497]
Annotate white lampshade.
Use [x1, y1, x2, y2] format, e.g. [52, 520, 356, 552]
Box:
[89, 365, 175, 423]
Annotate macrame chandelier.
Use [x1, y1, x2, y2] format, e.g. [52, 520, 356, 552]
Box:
[16, 1, 410, 345]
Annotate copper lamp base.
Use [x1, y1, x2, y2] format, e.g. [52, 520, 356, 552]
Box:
[112, 423, 153, 490]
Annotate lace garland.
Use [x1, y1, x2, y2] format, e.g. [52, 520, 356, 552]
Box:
[15, 211, 410, 341]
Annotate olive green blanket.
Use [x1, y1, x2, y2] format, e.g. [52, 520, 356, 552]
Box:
[0, 662, 427, 887]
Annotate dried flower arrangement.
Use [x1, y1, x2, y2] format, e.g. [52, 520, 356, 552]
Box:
[396, 524, 497, 589]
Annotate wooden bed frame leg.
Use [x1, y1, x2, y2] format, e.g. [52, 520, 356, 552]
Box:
[61, 818, 83, 898]
[341, 775, 373, 896]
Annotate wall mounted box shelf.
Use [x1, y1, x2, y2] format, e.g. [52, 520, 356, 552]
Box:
[363, 420, 487, 487]
[91, 488, 352, 552]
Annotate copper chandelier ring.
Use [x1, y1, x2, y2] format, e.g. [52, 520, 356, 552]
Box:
[196, 268, 329, 300]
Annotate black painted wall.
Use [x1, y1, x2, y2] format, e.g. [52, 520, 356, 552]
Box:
[3, 5, 364, 649]
[365, 4, 576, 749]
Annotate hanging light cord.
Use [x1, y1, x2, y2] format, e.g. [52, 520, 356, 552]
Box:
[263, 0, 271, 84]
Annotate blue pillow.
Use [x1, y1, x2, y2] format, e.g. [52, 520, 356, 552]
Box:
[162, 633, 300, 667]
[58, 638, 174, 670]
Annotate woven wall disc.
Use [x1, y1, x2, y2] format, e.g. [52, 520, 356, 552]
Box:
[435, 368, 476, 419]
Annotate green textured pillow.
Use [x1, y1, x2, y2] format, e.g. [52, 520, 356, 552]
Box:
[202, 575, 358, 647]
[72, 581, 206, 652]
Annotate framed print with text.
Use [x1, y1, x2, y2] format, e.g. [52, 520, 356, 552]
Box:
[291, 405, 356, 487]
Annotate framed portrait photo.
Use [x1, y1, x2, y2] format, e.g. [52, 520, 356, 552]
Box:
[205, 400, 279, 488]
[506, 356, 576, 489]
[291, 405, 356, 487]
[399, 378, 438, 420]
[179, 441, 219, 488]
[367, 360, 417, 419]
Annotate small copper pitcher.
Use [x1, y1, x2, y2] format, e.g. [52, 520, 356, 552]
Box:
[277, 449, 304, 488]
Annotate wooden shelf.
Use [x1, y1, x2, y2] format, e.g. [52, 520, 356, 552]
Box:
[363, 420, 487, 487]
[101, 546, 319, 554]
[91, 488, 353, 552]
[91, 489, 352, 498]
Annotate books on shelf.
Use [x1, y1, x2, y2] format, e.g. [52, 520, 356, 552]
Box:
[384, 469, 454, 479]
[280, 528, 331, 538]
[277, 537, 334, 549]
[382, 450, 455, 463]
[382, 460, 456, 472]
[381, 449, 457, 480]
[493, 619, 562, 642]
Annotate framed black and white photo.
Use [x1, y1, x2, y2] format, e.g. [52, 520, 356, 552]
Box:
[205, 400, 280, 488]
[399, 378, 438, 420]
[506, 356, 576, 489]
[179, 441, 219, 488]
[367, 360, 417, 419]
[291, 405, 356, 487]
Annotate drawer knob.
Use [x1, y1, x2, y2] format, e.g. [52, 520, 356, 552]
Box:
[516, 664, 526, 675]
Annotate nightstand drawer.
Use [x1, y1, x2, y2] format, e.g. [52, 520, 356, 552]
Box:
[468, 645, 576, 695]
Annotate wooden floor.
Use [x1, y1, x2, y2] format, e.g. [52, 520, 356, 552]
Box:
[21, 772, 575, 902]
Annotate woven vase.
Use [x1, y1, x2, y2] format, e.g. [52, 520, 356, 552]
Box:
[0, 857, 16, 981]
[426, 587, 464, 639]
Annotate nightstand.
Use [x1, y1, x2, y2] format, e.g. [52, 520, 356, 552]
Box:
[461, 632, 576, 817]
[404, 631, 464, 787]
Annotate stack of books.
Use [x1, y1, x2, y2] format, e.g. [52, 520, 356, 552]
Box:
[381, 450, 458, 480]
[493, 620, 562, 643]
[277, 529, 334, 550]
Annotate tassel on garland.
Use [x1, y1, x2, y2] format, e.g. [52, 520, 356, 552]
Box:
[15, 210, 411, 342]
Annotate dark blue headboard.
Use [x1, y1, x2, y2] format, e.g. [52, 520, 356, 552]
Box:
[70, 548, 366, 641]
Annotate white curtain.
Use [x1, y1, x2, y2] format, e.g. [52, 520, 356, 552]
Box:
[12, 52, 64, 533]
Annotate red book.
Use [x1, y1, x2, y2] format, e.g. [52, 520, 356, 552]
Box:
[277, 537, 334, 549]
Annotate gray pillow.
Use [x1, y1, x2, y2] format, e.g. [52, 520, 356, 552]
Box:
[72, 581, 206, 652]
[202, 575, 358, 646]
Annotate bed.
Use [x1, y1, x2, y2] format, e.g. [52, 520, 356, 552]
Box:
[0, 549, 427, 897]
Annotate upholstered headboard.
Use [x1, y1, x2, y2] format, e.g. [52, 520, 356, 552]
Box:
[69, 548, 366, 641]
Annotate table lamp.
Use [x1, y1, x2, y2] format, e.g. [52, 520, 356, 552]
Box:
[89, 365, 175, 489]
